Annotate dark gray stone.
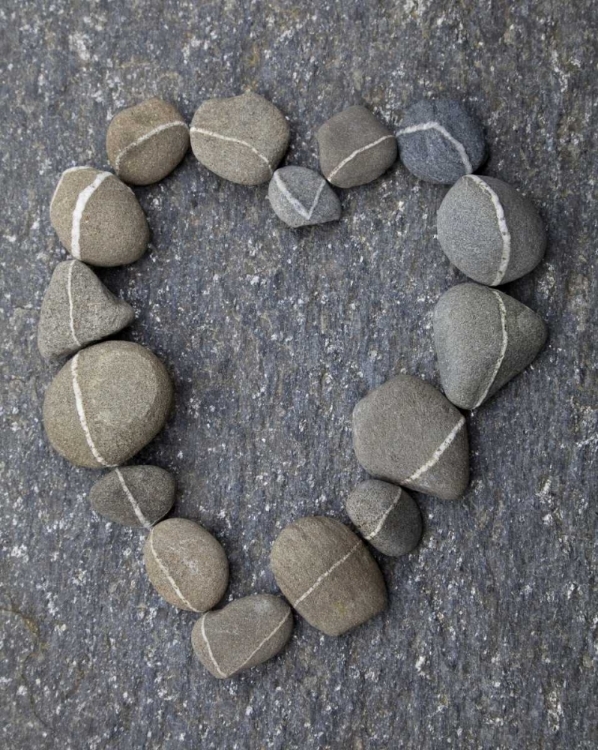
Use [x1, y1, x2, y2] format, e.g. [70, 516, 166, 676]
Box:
[37, 260, 134, 360]
[89, 465, 175, 528]
[2, 2, 597, 748]
[270, 516, 387, 636]
[190, 92, 289, 185]
[437, 174, 547, 286]
[353, 374, 469, 500]
[434, 283, 548, 410]
[316, 105, 397, 188]
[192, 595, 293, 679]
[268, 167, 341, 228]
[346, 480, 422, 557]
[397, 98, 486, 184]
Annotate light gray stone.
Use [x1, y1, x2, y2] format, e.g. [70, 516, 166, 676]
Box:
[143, 518, 229, 613]
[352, 374, 469, 500]
[437, 175, 547, 286]
[316, 105, 397, 188]
[270, 516, 387, 636]
[42, 341, 173, 469]
[397, 98, 486, 184]
[37, 260, 134, 360]
[89, 465, 175, 528]
[346, 480, 422, 557]
[268, 166, 341, 228]
[192, 595, 293, 679]
[433, 283, 548, 410]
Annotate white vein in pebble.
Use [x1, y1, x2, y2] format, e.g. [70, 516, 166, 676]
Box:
[326, 135, 395, 182]
[114, 121, 189, 172]
[71, 353, 111, 467]
[364, 490, 402, 541]
[190, 127, 273, 175]
[406, 416, 466, 484]
[467, 175, 512, 286]
[50, 166, 88, 214]
[474, 291, 509, 408]
[225, 609, 291, 678]
[71, 172, 111, 260]
[397, 121, 473, 174]
[274, 171, 327, 220]
[66, 260, 81, 348]
[200, 613, 227, 678]
[149, 531, 199, 612]
[115, 468, 151, 529]
[294, 540, 362, 607]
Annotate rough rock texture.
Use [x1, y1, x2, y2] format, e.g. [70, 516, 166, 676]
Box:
[1, 2, 597, 749]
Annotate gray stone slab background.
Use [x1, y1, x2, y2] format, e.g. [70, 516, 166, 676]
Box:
[0, 1, 597, 748]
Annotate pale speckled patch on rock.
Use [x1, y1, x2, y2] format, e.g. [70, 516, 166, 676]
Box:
[143, 518, 229, 612]
[42, 340, 173, 469]
[397, 98, 486, 185]
[106, 97, 189, 185]
[192, 594, 293, 679]
[190, 92, 289, 185]
[437, 175, 547, 286]
[268, 166, 341, 228]
[433, 283, 548, 410]
[50, 166, 149, 267]
[270, 516, 387, 636]
[89, 465, 175, 528]
[346, 480, 422, 557]
[316, 105, 397, 188]
[352, 374, 469, 500]
[37, 260, 134, 360]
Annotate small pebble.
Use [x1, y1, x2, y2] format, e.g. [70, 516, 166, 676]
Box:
[190, 92, 289, 185]
[437, 175, 546, 286]
[106, 97, 189, 185]
[270, 516, 387, 636]
[37, 260, 134, 360]
[89, 465, 175, 528]
[316, 105, 397, 188]
[43, 340, 173, 469]
[268, 166, 341, 228]
[397, 98, 486, 184]
[50, 167, 149, 267]
[346, 480, 422, 557]
[433, 283, 548, 410]
[352, 374, 469, 501]
[192, 595, 293, 679]
[144, 518, 228, 612]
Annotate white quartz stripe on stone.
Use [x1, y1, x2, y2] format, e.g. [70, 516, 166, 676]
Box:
[364, 490, 402, 541]
[190, 127, 273, 174]
[70, 353, 111, 467]
[406, 416, 466, 484]
[66, 260, 81, 348]
[474, 291, 509, 408]
[71, 172, 111, 260]
[273, 171, 327, 220]
[467, 175, 512, 285]
[397, 121, 473, 174]
[326, 135, 396, 182]
[200, 614, 227, 678]
[114, 121, 189, 172]
[115, 468, 152, 529]
[148, 531, 199, 612]
[294, 540, 362, 607]
[50, 166, 89, 213]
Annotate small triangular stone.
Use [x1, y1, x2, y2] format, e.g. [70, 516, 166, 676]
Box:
[38, 260, 134, 360]
[433, 283, 548, 410]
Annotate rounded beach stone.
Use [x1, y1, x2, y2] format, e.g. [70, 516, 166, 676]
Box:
[397, 98, 486, 184]
[352, 374, 469, 501]
[89, 465, 175, 528]
[192, 595, 293, 679]
[143, 518, 228, 612]
[268, 166, 341, 228]
[346, 480, 422, 557]
[37, 260, 134, 360]
[316, 105, 397, 188]
[437, 175, 547, 286]
[43, 340, 173, 469]
[106, 98, 189, 185]
[433, 283, 548, 410]
[270, 516, 387, 636]
[50, 166, 149, 267]
[190, 92, 289, 185]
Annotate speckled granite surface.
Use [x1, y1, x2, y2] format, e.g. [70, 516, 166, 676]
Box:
[1, 2, 597, 748]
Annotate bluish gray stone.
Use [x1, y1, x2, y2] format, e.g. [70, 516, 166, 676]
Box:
[433, 283, 548, 410]
[268, 167, 341, 228]
[437, 174, 547, 286]
[397, 98, 486, 184]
